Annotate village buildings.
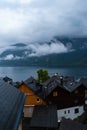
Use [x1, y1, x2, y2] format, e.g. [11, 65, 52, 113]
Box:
[2, 75, 87, 130]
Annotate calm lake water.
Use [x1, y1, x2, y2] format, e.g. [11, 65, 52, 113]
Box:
[0, 66, 87, 82]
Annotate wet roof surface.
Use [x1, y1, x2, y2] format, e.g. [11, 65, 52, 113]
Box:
[30, 105, 58, 128]
[0, 79, 26, 130]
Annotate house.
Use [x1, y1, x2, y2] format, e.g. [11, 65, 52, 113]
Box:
[42, 75, 85, 122]
[59, 119, 87, 130]
[18, 77, 46, 117]
[30, 105, 58, 130]
[0, 78, 26, 130]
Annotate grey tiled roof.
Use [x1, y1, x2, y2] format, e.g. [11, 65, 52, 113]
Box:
[30, 105, 58, 128]
[42, 76, 61, 96]
[59, 119, 87, 130]
[24, 77, 44, 98]
[0, 79, 26, 130]
[42, 75, 84, 97]
[24, 76, 39, 91]
[63, 80, 82, 92]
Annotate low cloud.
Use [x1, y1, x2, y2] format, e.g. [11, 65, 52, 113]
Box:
[4, 54, 14, 60]
[2, 54, 23, 60]
[27, 42, 68, 57]
[0, 41, 71, 60]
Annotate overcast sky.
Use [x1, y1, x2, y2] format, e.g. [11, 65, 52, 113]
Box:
[0, 0, 87, 46]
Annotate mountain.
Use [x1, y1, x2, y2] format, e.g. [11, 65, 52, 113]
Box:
[0, 37, 87, 67]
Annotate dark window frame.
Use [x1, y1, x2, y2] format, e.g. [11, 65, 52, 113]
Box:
[74, 108, 79, 114]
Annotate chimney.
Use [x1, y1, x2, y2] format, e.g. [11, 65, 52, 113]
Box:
[60, 76, 63, 85]
[54, 73, 58, 76]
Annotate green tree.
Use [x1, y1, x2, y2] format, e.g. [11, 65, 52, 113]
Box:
[37, 69, 49, 83]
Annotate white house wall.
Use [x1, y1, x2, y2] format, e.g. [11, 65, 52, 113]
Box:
[57, 105, 84, 122]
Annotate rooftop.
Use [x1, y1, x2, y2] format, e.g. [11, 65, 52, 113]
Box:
[24, 76, 44, 98]
[42, 75, 84, 97]
[30, 105, 58, 128]
[59, 119, 87, 130]
[0, 79, 26, 130]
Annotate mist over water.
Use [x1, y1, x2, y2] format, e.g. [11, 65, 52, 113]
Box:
[0, 66, 87, 82]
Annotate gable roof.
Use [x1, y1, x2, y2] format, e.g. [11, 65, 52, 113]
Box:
[63, 80, 82, 92]
[42, 76, 61, 97]
[59, 119, 87, 130]
[42, 75, 84, 97]
[30, 105, 58, 128]
[0, 79, 26, 130]
[24, 76, 44, 98]
[24, 76, 39, 92]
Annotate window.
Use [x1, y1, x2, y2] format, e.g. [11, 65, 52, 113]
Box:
[75, 90, 78, 94]
[64, 111, 66, 114]
[68, 110, 70, 113]
[53, 91, 58, 96]
[37, 98, 40, 102]
[74, 108, 79, 114]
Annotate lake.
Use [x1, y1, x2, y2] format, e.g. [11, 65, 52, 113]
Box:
[0, 66, 87, 82]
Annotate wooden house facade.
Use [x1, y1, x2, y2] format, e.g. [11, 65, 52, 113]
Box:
[19, 83, 45, 106]
[46, 84, 85, 109]
[18, 77, 46, 117]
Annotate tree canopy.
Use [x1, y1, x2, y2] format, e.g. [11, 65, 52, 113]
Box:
[37, 69, 49, 83]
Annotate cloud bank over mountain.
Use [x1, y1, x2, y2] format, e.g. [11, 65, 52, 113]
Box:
[0, 0, 87, 47]
[27, 42, 68, 57]
[0, 41, 69, 60]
